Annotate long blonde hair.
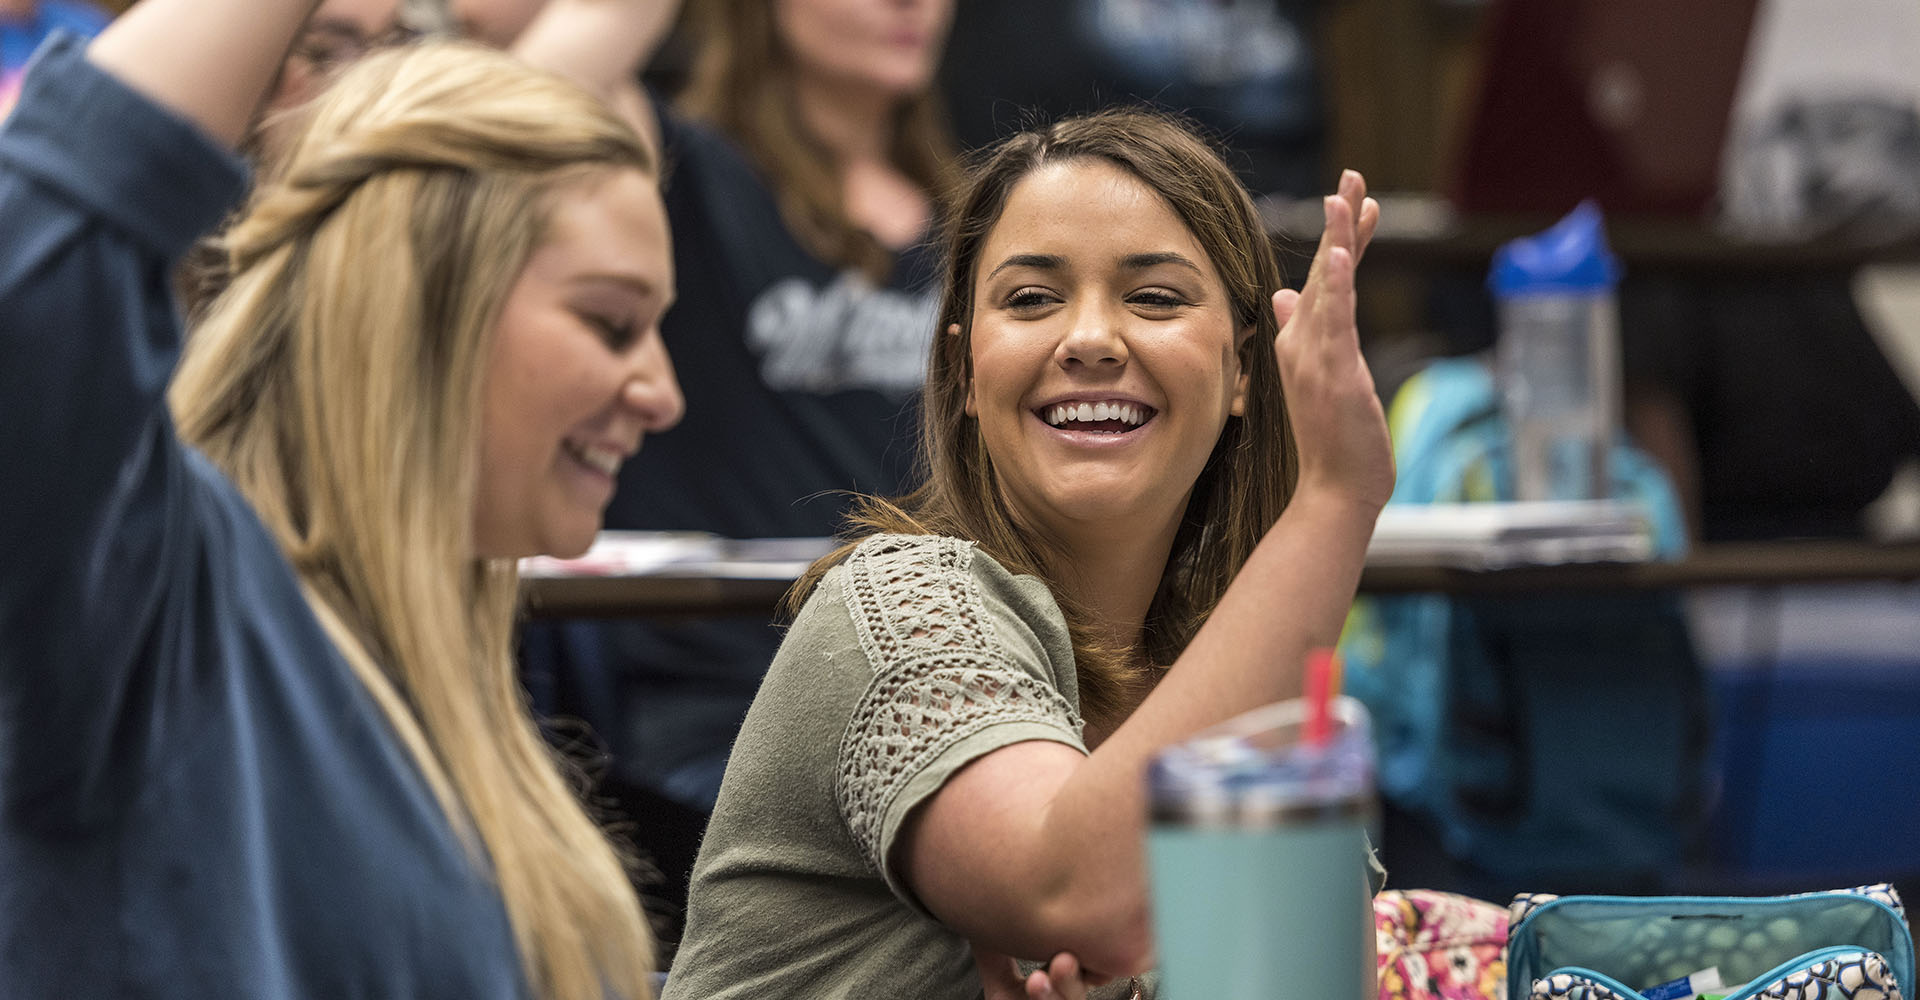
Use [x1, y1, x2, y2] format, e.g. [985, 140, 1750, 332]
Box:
[170, 42, 656, 1000]
[678, 0, 960, 281]
[793, 109, 1298, 729]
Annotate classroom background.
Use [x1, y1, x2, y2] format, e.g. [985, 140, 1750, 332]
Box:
[20, 0, 1920, 923]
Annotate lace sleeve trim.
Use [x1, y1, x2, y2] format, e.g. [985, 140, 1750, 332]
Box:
[834, 535, 1081, 871]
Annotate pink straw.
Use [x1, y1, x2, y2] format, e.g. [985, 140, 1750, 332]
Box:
[1303, 647, 1338, 747]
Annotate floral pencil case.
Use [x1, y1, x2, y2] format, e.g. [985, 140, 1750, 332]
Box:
[1505, 884, 1914, 1000]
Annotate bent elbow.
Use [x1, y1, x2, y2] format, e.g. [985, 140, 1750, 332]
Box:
[1034, 890, 1157, 977]
[1102, 907, 1158, 978]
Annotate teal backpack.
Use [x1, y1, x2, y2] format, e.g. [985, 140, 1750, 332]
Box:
[1341, 357, 1708, 886]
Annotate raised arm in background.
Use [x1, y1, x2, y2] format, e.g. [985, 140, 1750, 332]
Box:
[508, 0, 679, 155]
[86, 0, 320, 147]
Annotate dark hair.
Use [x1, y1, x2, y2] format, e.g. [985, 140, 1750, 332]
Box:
[794, 107, 1298, 728]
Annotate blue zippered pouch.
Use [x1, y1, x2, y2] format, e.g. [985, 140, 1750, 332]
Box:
[1507, 885, 1914, 1000]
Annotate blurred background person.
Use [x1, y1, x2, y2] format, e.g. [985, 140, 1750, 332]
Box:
[940, 0, 1328, 199]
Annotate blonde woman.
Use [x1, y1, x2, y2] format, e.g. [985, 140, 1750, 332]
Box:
[0, 2, 679, 998]
[504, 0, 960, 938]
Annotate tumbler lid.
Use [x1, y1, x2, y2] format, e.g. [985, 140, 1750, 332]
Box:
[1149, 696, 1375, 828]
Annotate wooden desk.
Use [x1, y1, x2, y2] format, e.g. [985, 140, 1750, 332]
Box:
[519, 539, 1920, 619]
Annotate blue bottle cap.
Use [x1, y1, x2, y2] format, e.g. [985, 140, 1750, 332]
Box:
[1488, 199, 1622, 297]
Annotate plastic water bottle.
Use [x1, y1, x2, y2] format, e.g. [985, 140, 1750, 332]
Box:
[1146, 697, 1377, 999]
[1489, 200, 1623, 501]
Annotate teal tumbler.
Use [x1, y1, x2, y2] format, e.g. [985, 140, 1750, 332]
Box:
[1147, 696, 1377, 1000]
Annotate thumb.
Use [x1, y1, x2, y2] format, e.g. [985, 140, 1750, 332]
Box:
[1271, 288, 1301, 332]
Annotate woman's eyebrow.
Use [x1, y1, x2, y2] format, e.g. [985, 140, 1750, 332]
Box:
[985, 253, 1067, 280]
[1120, 251, 1204, 274]
[570, 272, 660, 298]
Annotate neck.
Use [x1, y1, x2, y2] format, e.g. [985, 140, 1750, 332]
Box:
[791, 71, 898, 165]
[0, 0, 36, 20]
[1048, 507, 1185, 659]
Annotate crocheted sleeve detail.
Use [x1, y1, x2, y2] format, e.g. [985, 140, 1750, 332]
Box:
[834, 534, 1082, 873]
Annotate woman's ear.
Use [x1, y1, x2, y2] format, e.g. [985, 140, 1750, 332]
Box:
[950, 323, 979, 417]
[1229, 325, 1254, 417]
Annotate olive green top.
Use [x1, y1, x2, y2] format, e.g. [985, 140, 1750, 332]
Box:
[664, 534, 1139, 999]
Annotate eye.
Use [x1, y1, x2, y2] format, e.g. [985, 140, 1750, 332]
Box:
[1004, 287, 1059, 312]
[1128, 287, 1187, 310]
[581, 311, 639, 351]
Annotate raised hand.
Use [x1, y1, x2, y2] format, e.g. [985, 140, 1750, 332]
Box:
[1271, 169, 1394, 512]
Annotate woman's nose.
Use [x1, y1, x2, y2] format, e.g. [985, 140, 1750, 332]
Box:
[1055, 301, 1128, 369]
[622, 334, 684, 431]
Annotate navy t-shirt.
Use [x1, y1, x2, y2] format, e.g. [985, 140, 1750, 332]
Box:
[0, 37, 527, 998]
[521, 109, 936, 811]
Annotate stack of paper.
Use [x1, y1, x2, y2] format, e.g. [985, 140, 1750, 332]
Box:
[1366, 500, 1657, 570]
[519, 533, 837, 580]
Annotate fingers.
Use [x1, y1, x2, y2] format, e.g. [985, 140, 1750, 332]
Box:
[1024, 953, 1089, 1000]
[1296, 176, 1361, 320]
[1334, 168, 1378, 263]
[1356, 195, 1380, 263]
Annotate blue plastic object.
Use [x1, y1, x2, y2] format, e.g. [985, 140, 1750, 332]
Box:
[1489, 200, 1622, 297]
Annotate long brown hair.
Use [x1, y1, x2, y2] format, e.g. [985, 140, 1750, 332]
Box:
[793, 107, 1299, 728]
[171, 42, 656, 1000]
[677, 0, 959, 280]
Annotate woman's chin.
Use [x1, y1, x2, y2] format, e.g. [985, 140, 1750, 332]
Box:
[542, 522, 602, 561]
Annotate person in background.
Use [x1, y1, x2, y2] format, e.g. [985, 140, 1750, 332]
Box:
[504, 0, 959, 943]
[255, 0, 406, 143]
[939, 0, 1328, 198]
[0, 0, 108, 116]
[664, 108, 1388, 999]
[176, 0, 410, 319]
[0, 0, 682, 995]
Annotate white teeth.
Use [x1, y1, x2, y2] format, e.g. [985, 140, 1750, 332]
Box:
[567, 441, 622, 476]
[1042, 401, 1150, 428]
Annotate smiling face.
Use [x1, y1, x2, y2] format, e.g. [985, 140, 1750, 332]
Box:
[473, 169, 683, 559]
[775, 0, 953, 100]
[964, 158, 1249, 547]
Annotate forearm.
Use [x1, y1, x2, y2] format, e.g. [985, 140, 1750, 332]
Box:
[87, 0, 319, 148]
[510, 0, 679, 151]
[913, 489, 1380, 972]
[512, 0, 679, 95]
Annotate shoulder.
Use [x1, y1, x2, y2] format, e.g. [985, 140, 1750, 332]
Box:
[840, 532, 1043, 613]
[845, 532, 973, 578]
[842, 533, 1045, 597]
[837, 533, 1070, 671]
